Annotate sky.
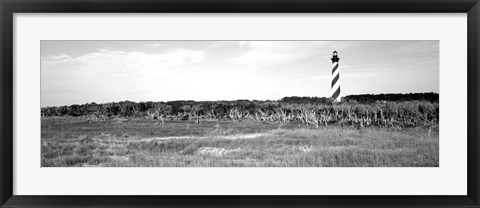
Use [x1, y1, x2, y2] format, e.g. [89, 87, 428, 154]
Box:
[41, 40, 439, 107]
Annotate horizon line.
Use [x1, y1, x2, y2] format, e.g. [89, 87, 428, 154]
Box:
[41, 92, 439, 108]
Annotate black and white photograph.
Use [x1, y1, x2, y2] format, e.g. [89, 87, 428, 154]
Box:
[40, 40, 439, 167]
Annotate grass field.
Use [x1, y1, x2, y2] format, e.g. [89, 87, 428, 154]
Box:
[41, 117, 439, 167]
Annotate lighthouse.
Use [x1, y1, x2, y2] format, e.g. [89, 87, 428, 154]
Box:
[331, 51, 341, 102]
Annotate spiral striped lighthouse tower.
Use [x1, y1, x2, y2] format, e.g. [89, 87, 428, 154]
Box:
[331, 51, 341, 102]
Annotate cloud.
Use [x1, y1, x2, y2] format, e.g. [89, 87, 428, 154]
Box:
[43, 48, 206, 70]
[48, 53, 71, 60]
[41, 48, 208, 105]
[233, 41, 326, 67]
[144, 43, 166, 47]
[237, 41, 249, 47]
[42, 53, 74, 65]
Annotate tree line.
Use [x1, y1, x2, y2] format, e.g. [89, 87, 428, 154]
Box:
[41, 93, 439, 129]
[343, 92, 438, 103]
[280, 92, 438, 104]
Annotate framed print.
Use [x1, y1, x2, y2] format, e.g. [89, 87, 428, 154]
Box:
[1, 0, 479, 207]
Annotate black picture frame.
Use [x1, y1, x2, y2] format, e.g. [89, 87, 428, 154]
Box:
[1, 0, 479, 207]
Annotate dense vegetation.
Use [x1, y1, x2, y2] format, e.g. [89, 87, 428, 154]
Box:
[281, 92, 438, 104]
[41, 93, 439, 129]
[343, 92, 438, 103]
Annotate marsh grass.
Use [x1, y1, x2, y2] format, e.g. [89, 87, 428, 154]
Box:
[41, 117, 438, 167]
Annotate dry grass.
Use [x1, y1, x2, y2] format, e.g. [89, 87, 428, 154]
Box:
[41, 117, 439, 167]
